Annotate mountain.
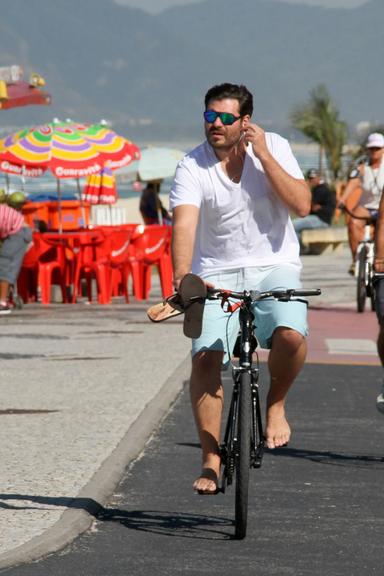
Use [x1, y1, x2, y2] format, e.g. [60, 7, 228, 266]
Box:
[0, 0, 382, 143]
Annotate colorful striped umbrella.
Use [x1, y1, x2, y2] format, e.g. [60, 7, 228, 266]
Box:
[68, 122, 141, 171]
[82, 165, 117, 205]
[0, 123, 106, 179]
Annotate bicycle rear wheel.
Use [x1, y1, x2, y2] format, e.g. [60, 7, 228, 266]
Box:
[357, 247, 367, 313]
[235, 371, 251, 539]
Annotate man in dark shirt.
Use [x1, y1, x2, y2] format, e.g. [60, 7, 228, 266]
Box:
[293, 168, 336, 250]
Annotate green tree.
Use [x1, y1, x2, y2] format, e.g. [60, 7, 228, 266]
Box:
[291, 84, 347, 181]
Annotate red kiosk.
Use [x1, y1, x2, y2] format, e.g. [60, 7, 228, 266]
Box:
[0, 65, 51, 110]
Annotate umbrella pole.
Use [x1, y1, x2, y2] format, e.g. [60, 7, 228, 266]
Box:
[76, 177, 88, 228]
[57, 179, 63, 234]
[155, 183, 163, 226]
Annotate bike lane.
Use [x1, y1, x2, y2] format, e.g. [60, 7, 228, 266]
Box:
[2, 307, 383, 576]
[257, 306, 381, 366]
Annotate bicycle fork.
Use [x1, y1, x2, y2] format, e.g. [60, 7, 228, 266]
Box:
[219, 367, 264, 492]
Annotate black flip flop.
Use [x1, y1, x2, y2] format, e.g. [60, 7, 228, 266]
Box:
[178, 273, 207, 338]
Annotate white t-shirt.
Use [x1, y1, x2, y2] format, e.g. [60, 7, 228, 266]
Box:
[170, 133, 304, 277]
[359, 159, 384, 210]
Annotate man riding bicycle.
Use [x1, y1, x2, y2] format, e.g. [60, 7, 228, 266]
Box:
[170, 83, 311, 494]
[338, 132, 384, 275]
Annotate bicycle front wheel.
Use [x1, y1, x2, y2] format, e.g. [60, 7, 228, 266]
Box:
[357, 247, 367, 313]
[235, 371, 251, 539]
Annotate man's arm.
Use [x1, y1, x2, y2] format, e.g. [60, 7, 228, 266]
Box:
[244, 123, 311, 217]
[171, 204, 200, 290]
[374, 191, 384, 272]
[338, 177, 361, 207]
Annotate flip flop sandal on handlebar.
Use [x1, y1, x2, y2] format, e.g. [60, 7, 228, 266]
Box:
[178, 273, 207, 339]
[147, 273, 207, 338]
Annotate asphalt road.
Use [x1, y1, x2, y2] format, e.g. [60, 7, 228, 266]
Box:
[2, 362, 383, 576]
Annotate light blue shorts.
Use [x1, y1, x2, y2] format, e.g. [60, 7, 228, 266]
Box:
[191, 265, 308, 366]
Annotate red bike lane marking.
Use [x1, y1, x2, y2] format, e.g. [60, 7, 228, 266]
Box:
[256, 306, 381, 366]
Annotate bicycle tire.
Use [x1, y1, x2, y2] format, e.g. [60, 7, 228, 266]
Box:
[235, 371, 251, 539]
[357, 247, 367, 313]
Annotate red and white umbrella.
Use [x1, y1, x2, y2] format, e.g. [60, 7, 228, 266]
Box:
[82, 165, 117, 205]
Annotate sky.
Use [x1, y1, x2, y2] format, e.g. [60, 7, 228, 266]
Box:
[114, 0, 369, 14]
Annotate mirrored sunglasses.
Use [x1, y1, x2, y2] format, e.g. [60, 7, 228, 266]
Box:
[204, 110, 241, 126]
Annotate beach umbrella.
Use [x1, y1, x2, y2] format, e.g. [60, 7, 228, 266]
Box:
[65, 121, 140, 208]
[0, 123, 109, 231]
[114, 146, 184, 183]
[67, 121, 141, 171]
[82, 165, 117, 205]
[136, 146, 184, 182]
[0, 123, 105, 178]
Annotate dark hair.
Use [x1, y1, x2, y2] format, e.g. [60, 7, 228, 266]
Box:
[204, 83, 253, 117]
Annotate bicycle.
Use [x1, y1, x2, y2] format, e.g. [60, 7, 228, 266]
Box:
[206, 286, 321, 539]
[340, 204, 376, 313]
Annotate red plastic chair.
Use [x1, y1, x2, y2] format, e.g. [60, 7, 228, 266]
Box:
[32, 233, 69, 305]
[97, 226, 133, 302]
[71, 230, 112, 304]
[17, 233, 68, 304]
[129, 224, 173, 300]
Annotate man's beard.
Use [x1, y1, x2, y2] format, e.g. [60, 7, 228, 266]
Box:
[206, 127, 241, 151]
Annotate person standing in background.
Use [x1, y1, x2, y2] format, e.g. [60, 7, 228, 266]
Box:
[140, 180, 171, 225]
[0, 192, 32, 313]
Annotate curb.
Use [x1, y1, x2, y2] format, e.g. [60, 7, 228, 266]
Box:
[0, 355, 191, 571]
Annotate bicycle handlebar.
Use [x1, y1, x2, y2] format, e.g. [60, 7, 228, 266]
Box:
[206, 287, 321, 303]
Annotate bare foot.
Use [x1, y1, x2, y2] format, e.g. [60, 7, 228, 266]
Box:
[265, 404, 291, 449]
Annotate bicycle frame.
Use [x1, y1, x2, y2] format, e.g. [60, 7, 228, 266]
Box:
[356, 223, 374, 276]
[219, 298, 264, 493]
[206, 286, 320, 538]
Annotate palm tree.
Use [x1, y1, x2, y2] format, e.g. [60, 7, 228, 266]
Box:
[291, 84, 347, 181]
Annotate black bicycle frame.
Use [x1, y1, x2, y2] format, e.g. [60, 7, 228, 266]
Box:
[220, 298, 265, 491]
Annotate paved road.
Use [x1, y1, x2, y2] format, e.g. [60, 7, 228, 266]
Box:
[0, 296, 190, 568]
[1, 362, 383, 576]
[0, 247, 383, 572]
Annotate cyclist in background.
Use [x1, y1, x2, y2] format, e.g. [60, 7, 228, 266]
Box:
[170, 83, 311, 494]
[338, 133, 384, 275]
